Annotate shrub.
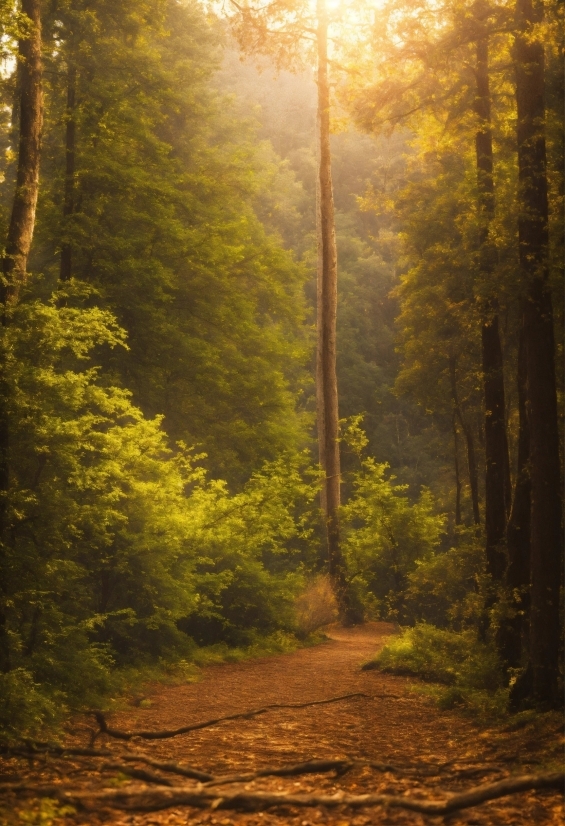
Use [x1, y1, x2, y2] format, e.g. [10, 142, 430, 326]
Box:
[0, 299, 320, 739]
[0, 669, 62, 745]
[404, 532, 485, 628]
[366, 622, 507, 717]
[342, 459, 446, 620]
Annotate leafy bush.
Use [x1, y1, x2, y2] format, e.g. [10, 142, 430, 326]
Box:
[0, 298, 319, 739]
[342, 458, 446, 620]
[404, 532, 485, 628]
[0, 669, 62, 745]
[366, 623, 507, 716]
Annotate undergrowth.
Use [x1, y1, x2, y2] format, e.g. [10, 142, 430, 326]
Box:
[0, 630, 316, 746]
[365, 622, 509, 719]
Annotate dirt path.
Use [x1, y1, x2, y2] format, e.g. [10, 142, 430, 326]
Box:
[4, 623, 564, 825]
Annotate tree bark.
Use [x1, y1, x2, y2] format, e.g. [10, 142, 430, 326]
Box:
[316, 0, 358, 623]
[1, 0, 43, 303]
[449, 355, 481, 525]
[474, 24, 510, 583]
[501, 321, 531, 671]
[452, 414, 462, 526]
[60, 63, 76, 283]
[0, 0, 43, 675]
[514, 0, 562, 706]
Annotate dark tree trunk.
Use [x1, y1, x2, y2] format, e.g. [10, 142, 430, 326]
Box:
[481, 317, 509, 579]
[1, 0, 43, 303]
[60, 64, 76, 283]
[465, 428, 481, 526]
[514, 0, 562, 706]
[449, 355, 481, 525]
[0, 0, 43, 674]
[474, 17, 510, 583]
[501, 322, 531, 671]
[316, 0, 358, 623]
[452, 415, 462, 526]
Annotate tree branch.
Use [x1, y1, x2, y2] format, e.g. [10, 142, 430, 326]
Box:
[2, 772, 561, 815]
[90, 692, 368, 742]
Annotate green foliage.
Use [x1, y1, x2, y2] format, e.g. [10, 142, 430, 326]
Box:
[369, 623, 507, 717]
[342, 457, 446, 620]
[404, 531, 485, 628]
[32, 0, 311, 484]
[0, 296, 318, 738]
[6, 797, 76, 826]
[0, 669, 61, 743]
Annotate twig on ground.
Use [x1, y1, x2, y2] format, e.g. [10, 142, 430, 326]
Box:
[1, 771, 561, 815]
[90, 692, 369, 743]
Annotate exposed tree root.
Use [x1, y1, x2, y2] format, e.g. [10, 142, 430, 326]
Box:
[203, 758, 356, 786]
[120, 754, 214, 783]
[0, 745, 509, 785]
[1, 771, 562, 816]
[90, 692, 369, 742]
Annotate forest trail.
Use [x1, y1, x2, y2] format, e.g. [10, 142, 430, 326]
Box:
[5, 624, 563, 826]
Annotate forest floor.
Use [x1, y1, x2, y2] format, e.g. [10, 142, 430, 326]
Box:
[2, 623, 563, 826]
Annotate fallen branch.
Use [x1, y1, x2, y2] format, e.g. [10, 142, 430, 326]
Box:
[120, 754, 214, 783]
[3, 742, 512, 789]
[3, 744, 507, 786]
[91, 692, 368, 742]
[1, 771, 561, 815]
[204, 758, 355, 787]
[3, 745, 214, 783]
[102, 763, 175, 787]
[4, 745, 114, 759]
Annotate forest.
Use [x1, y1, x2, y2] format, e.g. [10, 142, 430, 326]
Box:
[0, 0, 562, 822]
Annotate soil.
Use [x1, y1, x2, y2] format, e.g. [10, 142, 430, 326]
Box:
[2, 623, 563, 826]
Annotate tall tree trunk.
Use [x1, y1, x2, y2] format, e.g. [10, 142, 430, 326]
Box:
[501, 322, 531, 672]
[0, 0, 43, 674]
[449, 354, 481, 525]
[316, 0, 358, 623]
[1, 0, 43, 303]
[452, 414, 462, 526]
[60, 64, 76, 283]
[514, 0, 562, 706]
[474, 22, 510, 583]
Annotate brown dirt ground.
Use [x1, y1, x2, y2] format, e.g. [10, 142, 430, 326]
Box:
[2, 622, 564, 826]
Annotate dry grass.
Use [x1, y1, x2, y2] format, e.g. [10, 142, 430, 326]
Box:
[294, 575, 338, 638]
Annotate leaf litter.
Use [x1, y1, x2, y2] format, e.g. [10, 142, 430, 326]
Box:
[1, 623, 563, 826]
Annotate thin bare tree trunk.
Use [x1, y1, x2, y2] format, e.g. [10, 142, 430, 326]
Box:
[60, 63, 76, 283]
[316, 0, 357, 623]
[452, 415, 462, 526]
[449, 355, 481, 526]
[473, 17, 510, 587]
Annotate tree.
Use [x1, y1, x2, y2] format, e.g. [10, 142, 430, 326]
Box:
[472, 1, 511, 591]
[513, 0, 562, 707]
[0, 0, 43, 674]
[1, 0, 42, 302]
[344, 0, 563, 701]
[229, 0, 360, 620]
[32, 0, 310, 484]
